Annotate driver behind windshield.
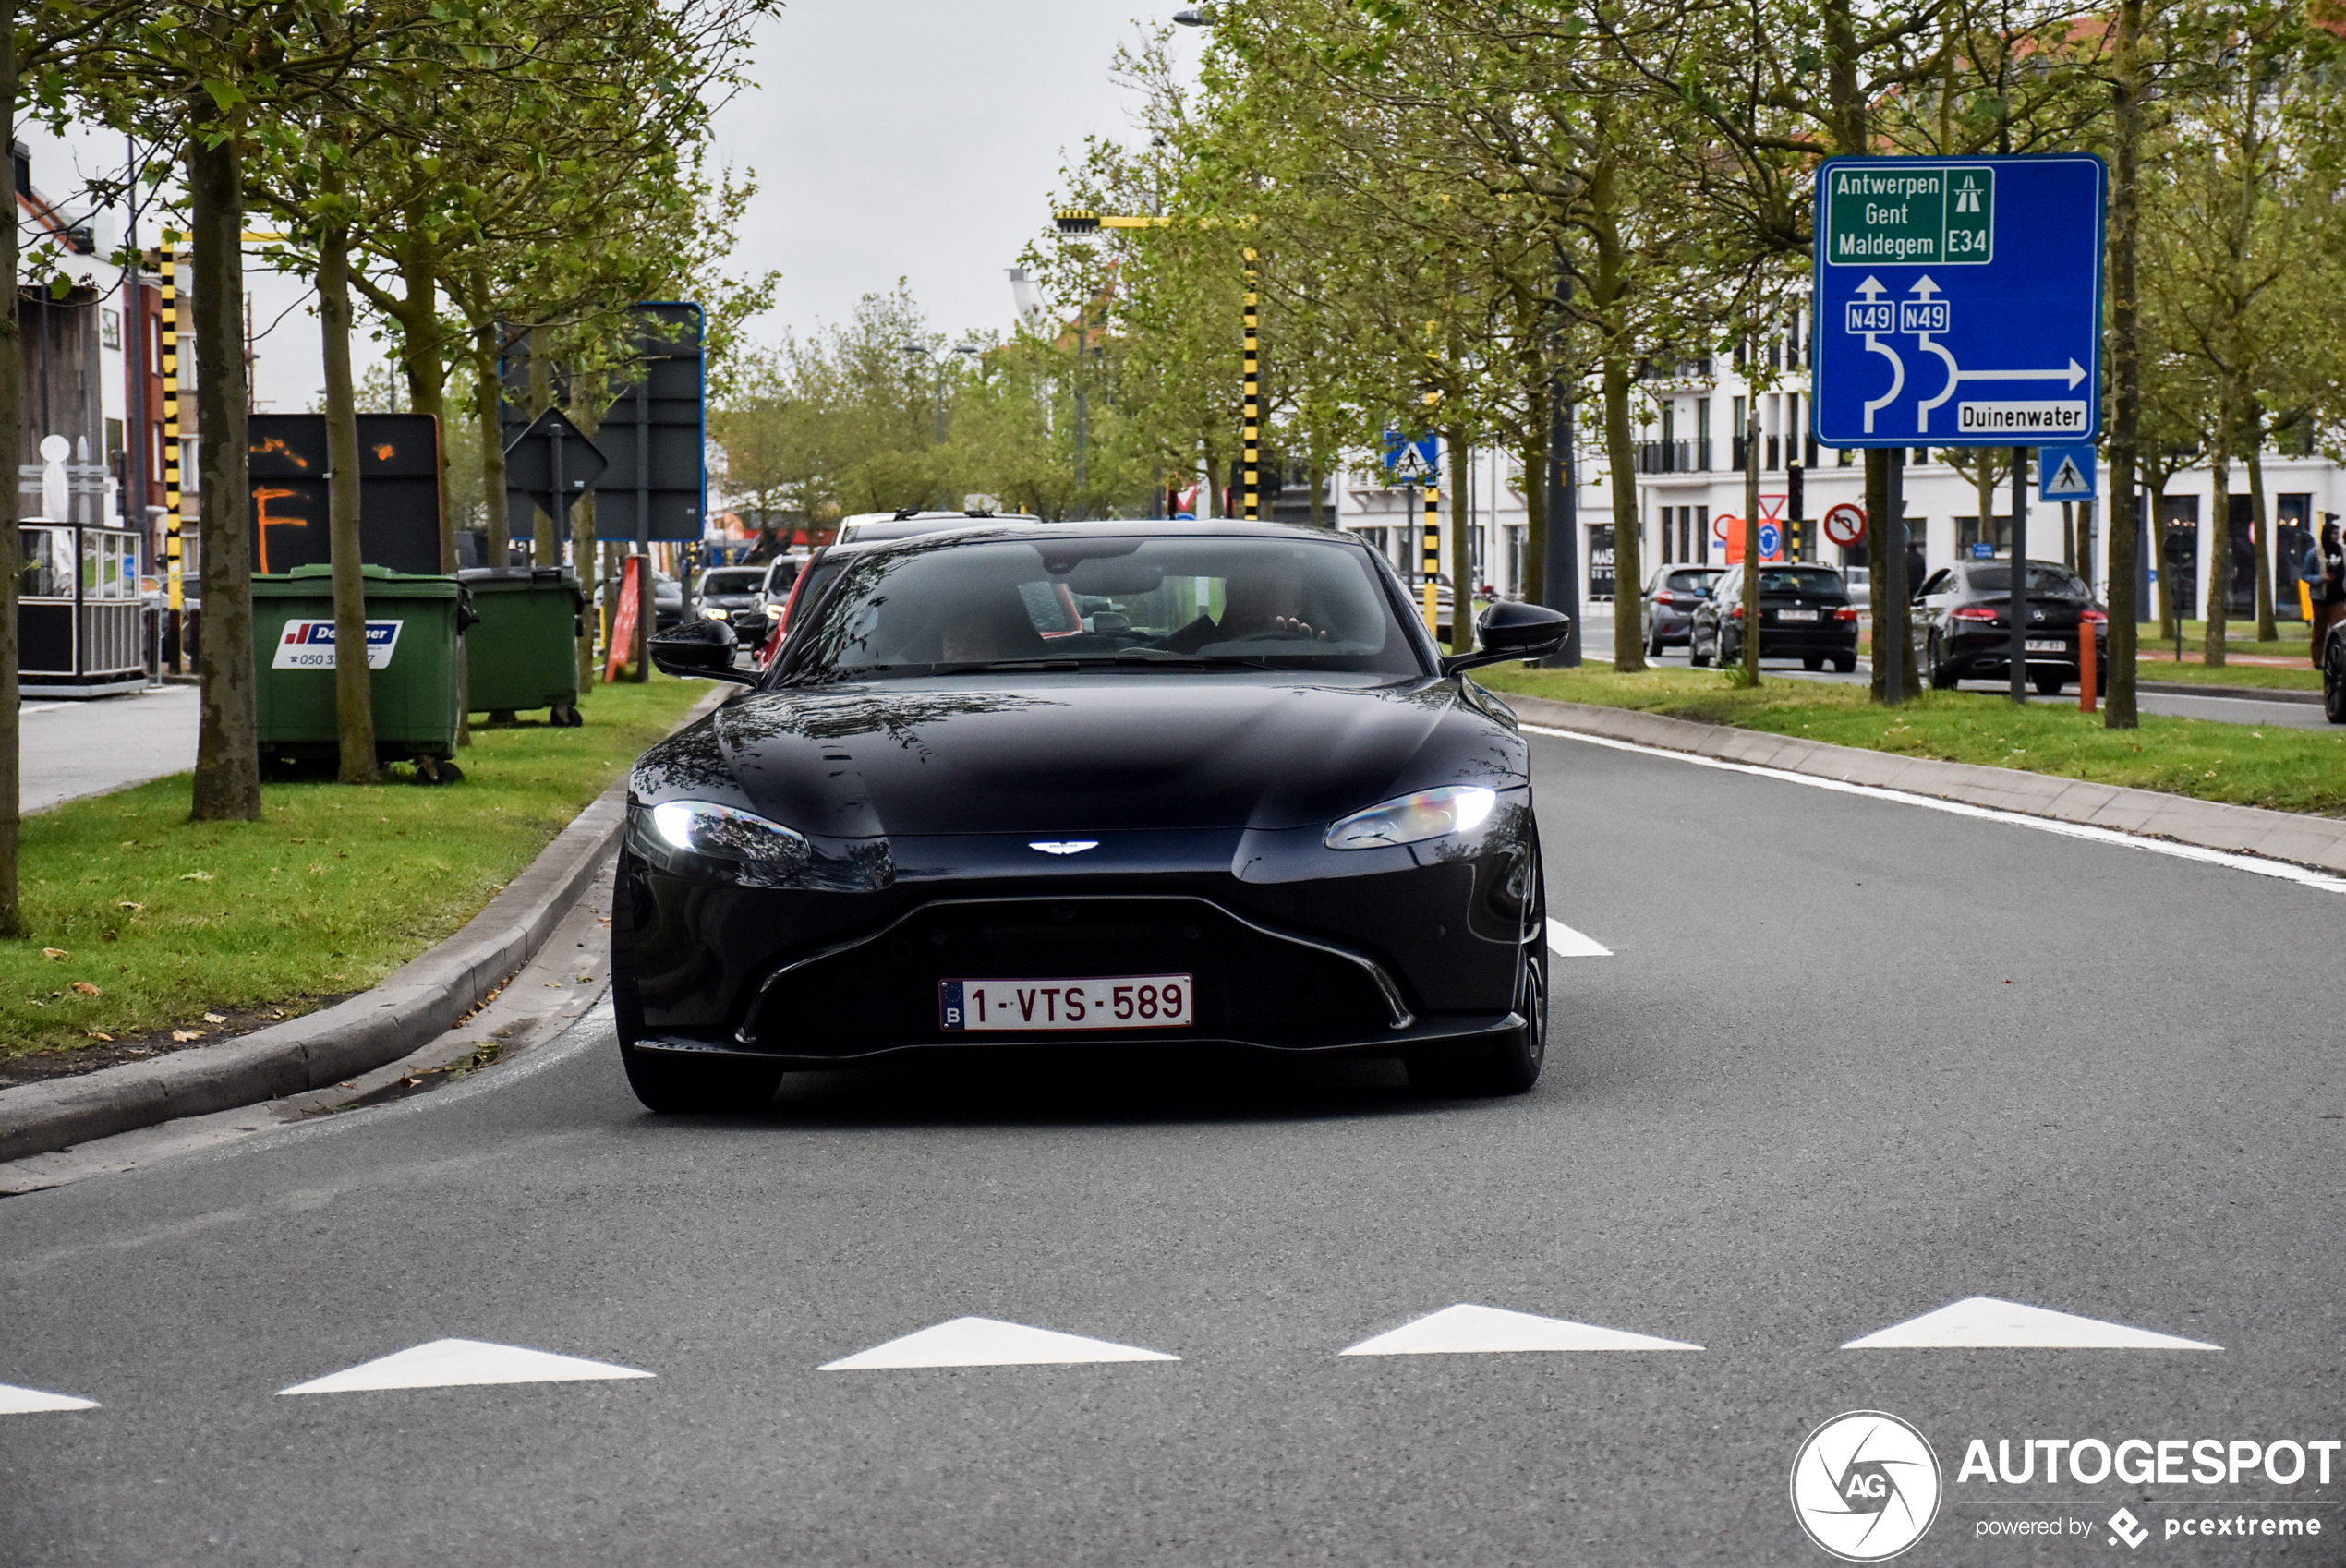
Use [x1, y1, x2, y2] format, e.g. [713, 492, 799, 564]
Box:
[1161, 555, 1332, 649]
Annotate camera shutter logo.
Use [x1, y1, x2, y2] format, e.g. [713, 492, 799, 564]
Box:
[1789, 1410, 1943, 1561]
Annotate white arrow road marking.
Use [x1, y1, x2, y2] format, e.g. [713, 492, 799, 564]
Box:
[278, 1338, 656, 1394]
[819, 1317, 1179, 1370]
[1842, 1297, 2219, 1350]
[0, 1382, 98, 1414]
[1340, 1304, 1700, 1356]
[1545, 918, 1611, 957]
[1961, 357, 2088, 388]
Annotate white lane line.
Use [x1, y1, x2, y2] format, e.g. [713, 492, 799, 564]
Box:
[1341, 1303, 1699, 1356]
[1523, 724, 2346, 895]
[278, 1338, 655, 1394]
[1843, 1297, 2219, 1350]
[0, 1381, 98, 1414]
[820, 1317, 1179, 1370]
[1545, 918, 1612, 957]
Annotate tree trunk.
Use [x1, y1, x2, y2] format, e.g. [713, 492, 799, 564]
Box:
[1521, 392, 1547, 606]
[2247, 428, 2275, 642]
[473, 318, 509, 567]
[2204, 426, 2230, 668]
[1742, 414, 1760, 685]
[187, 121, 261, 821]
[1602, 348, 1641, 670]
[2103, 0, 2146, 729]
[0, 0, 22, 936]
[1974, 455, 1998, 563]
[526, 333, 558, 567]
[569, 370, 603, 686]
[318, 223, 376, 782]
[391, 214, 450, 571]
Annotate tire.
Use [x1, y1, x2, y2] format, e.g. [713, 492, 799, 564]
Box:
[1802, 656, 1823, 671]
[1648, 631, 1665, 657]
[619, 1039, 784, 1114]
[1832, 653, 1857, 674]
[2326, 634, 2346, 724]
[2035, 671, 2065, 696]
[552, 703, 584, 728]
[1407, 850, 1548, 1098]
[1927, 634, 1959, 690]
[1689, 625, 1711, 667]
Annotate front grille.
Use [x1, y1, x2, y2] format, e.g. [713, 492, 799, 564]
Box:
[742, 896, 1397, 1055]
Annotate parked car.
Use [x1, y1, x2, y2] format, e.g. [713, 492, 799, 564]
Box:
[835, 509, 1041, 545]
[1689, 562, 1860, 671]
[1912, 559, 2108, 694]
[1641, 566, 1724, 655]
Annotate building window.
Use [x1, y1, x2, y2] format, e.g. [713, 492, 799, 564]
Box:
[101, 308, 121, 351]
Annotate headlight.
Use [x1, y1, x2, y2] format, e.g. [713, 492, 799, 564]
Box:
[705, 606, 731, 620]
[649, 800, 809, 866]
[1324, 785, 1497, 850]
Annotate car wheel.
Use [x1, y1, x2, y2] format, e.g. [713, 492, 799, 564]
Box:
[1689, 624, 1711, 667]
[2326, 634, 2346, 723]
[1407, 851, 1547, 1098]
[619, 1039, 784, 1115]
[2035, 670, 2065, 696]
[1927, 634, 1959, 690]
[1803, 655, 1823, 671]
[1407, 944, 1547, 1098]
[1648, 630, 1665, 657]
[1832, 653, 1857, 673]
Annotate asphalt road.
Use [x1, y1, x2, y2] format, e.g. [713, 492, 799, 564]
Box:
[19, 685, 200, 812]
[1, 728, 2340, 1565]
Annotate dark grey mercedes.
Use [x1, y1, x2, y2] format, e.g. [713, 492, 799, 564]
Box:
[615, 521, 1567, 1112]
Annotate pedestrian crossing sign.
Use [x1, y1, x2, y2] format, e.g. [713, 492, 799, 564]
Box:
[2039, 442, 2097, 500]
[1382, 431, 1438, 483]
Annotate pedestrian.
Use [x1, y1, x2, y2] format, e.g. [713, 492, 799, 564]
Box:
[2304, 515, 2345, 669]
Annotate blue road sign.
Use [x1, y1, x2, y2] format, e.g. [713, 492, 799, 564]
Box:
[1382, 431, 1438, 483]
[1758, 522, 1783, 560]
[1972, 541, 1997, 560]
[2039, 442, 2098, 500]
[1812, 155, 2105, 449]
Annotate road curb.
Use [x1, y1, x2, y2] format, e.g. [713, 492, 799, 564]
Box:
[0, 689, 720, 1164]
[2137, 679, 2323, 706]
[1501, 692, 2346, 875]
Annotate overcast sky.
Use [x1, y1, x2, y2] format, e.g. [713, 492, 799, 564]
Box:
[18, 2, 1192, 414]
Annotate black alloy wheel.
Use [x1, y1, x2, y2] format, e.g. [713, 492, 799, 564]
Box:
[1407, 850, 1548, 1098]
[2325, 633, 2346, 724]
[1832, 653, 1858, 674]
[1927, 634, 1959, 689]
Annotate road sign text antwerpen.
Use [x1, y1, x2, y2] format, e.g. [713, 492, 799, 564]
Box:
[1810, 155, 2105, 449]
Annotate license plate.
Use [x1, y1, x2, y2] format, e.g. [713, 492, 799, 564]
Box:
[940, 976, 1193, 1032]
[1777, 609, 1820, 621]
[2026, 638, 2067, 653]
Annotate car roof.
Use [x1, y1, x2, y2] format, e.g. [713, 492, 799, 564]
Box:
[854, 518, 1373, 547]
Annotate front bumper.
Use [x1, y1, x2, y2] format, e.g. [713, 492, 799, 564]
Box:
[615, 820, 1536, 1063]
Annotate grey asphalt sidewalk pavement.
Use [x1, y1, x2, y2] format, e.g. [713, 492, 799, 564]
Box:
[20, 684, 200, 812]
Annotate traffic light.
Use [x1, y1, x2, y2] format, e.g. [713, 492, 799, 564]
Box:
[1786, 460, 1805, 524]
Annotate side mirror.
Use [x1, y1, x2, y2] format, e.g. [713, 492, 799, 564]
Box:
[729, 608, 773, 642]
[1442, 598, 1569, 676]
[649, 618, 755, 685]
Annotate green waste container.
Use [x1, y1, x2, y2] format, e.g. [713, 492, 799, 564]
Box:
[252, 564, 467, 778]
[457, 567, 586, 726]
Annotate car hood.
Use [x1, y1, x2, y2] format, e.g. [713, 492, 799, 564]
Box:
[633, 675, 1526, 837]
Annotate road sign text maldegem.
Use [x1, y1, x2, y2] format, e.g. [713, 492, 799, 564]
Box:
[1826, 166, 1994, 267]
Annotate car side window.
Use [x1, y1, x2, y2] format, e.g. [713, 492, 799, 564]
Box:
[1918, 570, 1953, 597]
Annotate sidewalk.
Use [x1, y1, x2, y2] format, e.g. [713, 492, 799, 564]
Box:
[21, 685, 200, 813]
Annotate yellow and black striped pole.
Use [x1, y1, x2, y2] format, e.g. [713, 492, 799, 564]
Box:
[1241, 247, 1260, 521]
[159, 242, 184, 670]
[1422, 470, 1442, 638]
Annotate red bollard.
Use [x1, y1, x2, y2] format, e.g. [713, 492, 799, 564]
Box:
[2081, 614, 2098, 714]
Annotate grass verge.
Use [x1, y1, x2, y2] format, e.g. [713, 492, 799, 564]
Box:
[4, 673, 706, 1061]
[1476, 664, 2346, 817]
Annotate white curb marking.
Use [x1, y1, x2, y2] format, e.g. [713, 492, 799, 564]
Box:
[1523, 724, 2346, 894]
[278, 1338, 656, 1394]
[820, 1316, 1179, 1370]
[1843, 1296, 2219, 1350]
[1341, 1303, 1699, 1356]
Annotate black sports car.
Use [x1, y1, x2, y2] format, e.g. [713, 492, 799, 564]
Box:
[616, 521, 1568, 1112]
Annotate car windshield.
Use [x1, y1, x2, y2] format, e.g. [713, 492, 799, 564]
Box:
[699, 569, 764, 596]
[1970, 563, 2088, 597]
[785, 534, 1421, 681]
[1756, 568, 1845, 595]
[1666, 571, 1720, 593]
